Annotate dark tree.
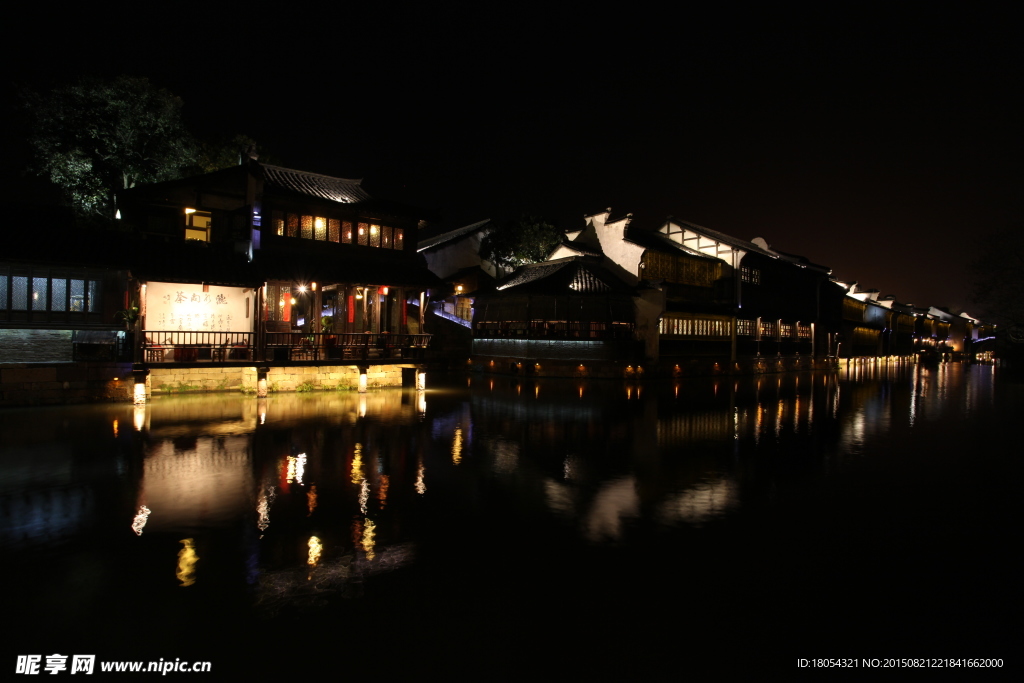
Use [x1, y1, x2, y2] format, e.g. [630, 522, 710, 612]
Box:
[479, 214, 562, 273]
[970, 226, 1024, 341]
[195, 133, 272, 173]
[25, 76, 197, 217]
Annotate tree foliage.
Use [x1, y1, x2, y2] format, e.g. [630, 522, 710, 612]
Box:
[195, 133, 266, 174]
[25, 76, 197, 217]
[479, 215, 562, 272]
[970, 225, 1024, 340]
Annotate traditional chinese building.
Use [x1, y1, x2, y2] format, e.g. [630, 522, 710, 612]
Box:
[107, 160, 440, 395]
[471, 208, 837, 376]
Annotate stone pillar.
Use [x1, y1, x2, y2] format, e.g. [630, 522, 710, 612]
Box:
[257, 367, 269, 398]
[132, 365, 149, 405]
[358, 367, 368, 394]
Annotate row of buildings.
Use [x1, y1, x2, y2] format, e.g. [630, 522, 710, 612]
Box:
[420, 208, 996, 376]
[1, 160, 996, 399]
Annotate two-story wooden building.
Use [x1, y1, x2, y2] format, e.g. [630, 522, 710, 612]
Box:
[118, 160, 438, 370]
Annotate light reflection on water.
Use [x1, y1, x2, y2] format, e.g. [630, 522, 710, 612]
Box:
[0, 363, 1015, 673]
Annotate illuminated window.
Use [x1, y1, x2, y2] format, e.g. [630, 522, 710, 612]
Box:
[737, 319, 754, 335]
[0, 274, 99, 312]
[382, 225, 392, 248]
[369, 224, 381, 248]
[780, 323, 793, 338]
[342, 221, 353, 244]
[272, 210, 285, 236]
[740, 266, 760, 284]
[184, 209, 212, 242]
[314, 216, 327, 241]
[287, 213, 299, 237]
[301, 215, 313, 239]
[328, 218, 340, 243]
[358, 223, 369, 246]
[394, 228, 404, 250]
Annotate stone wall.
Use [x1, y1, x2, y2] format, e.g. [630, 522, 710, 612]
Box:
[0, 330, 73, 363]
[0, 363, 132, 407]
[147, 364, 405, 395]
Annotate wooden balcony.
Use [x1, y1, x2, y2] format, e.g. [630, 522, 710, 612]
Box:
[141, 330, 431, 364]
[266, 332, 432, 362]
[143, 331, 255, 363]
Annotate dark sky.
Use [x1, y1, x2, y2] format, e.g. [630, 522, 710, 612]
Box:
[3, 8, 1020, 312]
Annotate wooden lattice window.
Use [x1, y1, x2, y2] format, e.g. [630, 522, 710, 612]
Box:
[358, 223, 369, 246]
[301, 215, 314, 240]
[328, 219, 340, 243]
[286, 213, 299, 237]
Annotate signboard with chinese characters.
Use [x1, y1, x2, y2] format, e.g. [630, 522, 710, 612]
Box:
[144, 282, 252, 332]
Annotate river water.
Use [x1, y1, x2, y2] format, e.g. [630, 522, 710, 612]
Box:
[1, 364, 1017, 676]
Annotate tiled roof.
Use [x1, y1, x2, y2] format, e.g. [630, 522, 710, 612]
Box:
[667, 218, 778, 258]
[261, 164, 371, 204]
[623, 228, 721, 261]
[495, 257, 633, 295]
[417, 219, 491, 252]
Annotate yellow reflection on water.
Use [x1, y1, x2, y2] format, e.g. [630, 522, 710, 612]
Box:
[452, 427, 463, 465]
[361, 519, 376, 560]
[415, 459, 426, 495]
[307, 535, 322, 567]
[176, 538, 198, 587]
[378, 475, 389, 508]
[286, 453, 307, 485]
[257, 486, 275, 532]
[112, 419, 119, 438]
[133, 405, 146, 432]
[131, 505, 151, 536]
[359, 479, 370, 514]
[351, 444, 364, 484]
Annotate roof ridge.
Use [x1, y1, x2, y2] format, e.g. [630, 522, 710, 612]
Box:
[261, 163, 364, 185]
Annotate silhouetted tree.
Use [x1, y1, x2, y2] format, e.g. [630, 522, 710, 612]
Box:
[195, 133, 276, 173]
[479, 214, 562, 273]
[25, 76, 197, 217]
[970, 225, 1024, 341]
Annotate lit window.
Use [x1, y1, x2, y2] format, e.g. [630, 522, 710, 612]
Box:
[184, 209, 212, 242]
[740, 266, 760, 285]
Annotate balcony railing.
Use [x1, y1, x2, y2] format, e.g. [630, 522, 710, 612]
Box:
[265, 332, 432, 361]
[143, 331, 255, 363]
[140, 330, 432, 363]
[474, 321, 634, 340]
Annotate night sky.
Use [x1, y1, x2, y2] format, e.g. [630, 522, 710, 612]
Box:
[3, 8, 1020, 313]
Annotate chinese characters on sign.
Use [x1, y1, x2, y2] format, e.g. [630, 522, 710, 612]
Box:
[144, 282, 249, 333]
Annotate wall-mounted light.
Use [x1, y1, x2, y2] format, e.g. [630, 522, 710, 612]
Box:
[311, 282, 317, 291]
[355, 288, 364, 300]
[298, 285, 307, 293]
[381, 286, 389, 295]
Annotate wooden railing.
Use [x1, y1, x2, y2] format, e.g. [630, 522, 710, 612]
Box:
[474, 321, 634, 340]
[142, 330, 431, 363]
[265, 332, 432, 361]
[142, 331, 256, 363]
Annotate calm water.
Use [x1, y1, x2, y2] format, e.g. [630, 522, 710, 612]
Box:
[2, 364, 1018, 676]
